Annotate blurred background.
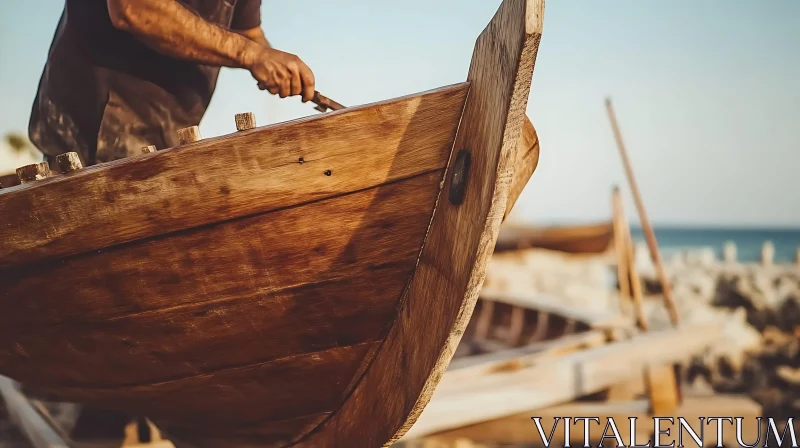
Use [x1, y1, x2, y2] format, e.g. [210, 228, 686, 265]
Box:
[1, 1, 798, 447]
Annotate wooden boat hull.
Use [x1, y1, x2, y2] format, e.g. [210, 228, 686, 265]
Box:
[495, 221, 615, 254]
[0, 1, 545, 446]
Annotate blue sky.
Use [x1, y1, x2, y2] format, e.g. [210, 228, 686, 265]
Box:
[1, 1, 798, 227]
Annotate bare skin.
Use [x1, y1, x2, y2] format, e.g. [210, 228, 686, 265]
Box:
[106, 0, 314, 102]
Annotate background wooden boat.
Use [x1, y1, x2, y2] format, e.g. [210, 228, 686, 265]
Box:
[495, 221, 615, 254]
[0, 0, 544, 447]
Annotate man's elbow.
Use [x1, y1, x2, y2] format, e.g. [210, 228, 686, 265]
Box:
[107, 0, 140, 32]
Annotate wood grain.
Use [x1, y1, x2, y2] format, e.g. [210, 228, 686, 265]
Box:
[176, 126, 202, 145]
[296, 1, 544, 446]
[503, 117, 540, 221]
[16, 162, 51, 184]
[0, 172, 442, 390]
[52, 343, 375, 428]
[0, 85, 468, 269]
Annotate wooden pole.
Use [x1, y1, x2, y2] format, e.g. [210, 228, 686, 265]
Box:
[605, 98, 679, 326]
[611, 187, 632, 313]
[618, 191, 648, 332]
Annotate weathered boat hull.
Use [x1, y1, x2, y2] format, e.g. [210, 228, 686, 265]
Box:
[495, 221, 615, 254]
[0, 1, 545, 446]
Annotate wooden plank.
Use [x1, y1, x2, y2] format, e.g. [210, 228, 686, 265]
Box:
[296, 1, 545, 446]
[401, 323, 723, 440]
[645, 364, 680, 415]
[47, 343, 374, 432]
[162, 413, 330, 448]
[0, 84, 467, 269]
[0, 376, 68, 448]
[0, 173, 439, 389]
[418, 395, 762, 446]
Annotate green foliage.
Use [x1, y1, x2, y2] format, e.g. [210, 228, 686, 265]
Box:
[5, 133, 30, 154]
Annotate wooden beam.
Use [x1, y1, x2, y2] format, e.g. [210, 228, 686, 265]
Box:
[401, 323, 722, 440]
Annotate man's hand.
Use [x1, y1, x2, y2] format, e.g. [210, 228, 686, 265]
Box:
[107, 0, 315, 102]
[247, 49, 315, 103]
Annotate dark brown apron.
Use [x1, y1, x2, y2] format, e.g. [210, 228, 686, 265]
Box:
[32, 0, 238, 166]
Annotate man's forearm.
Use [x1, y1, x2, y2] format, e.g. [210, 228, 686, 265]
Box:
[238, 26, 271, 49]
[107, 0, 261, 69]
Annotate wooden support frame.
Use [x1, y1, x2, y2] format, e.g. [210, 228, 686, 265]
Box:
[401, 323, 722, 440]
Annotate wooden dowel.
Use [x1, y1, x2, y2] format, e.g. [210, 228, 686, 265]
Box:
[177, 126, 202, 145]
[605, 98, 679, 326]
[235, 112, 257, 131]
[55, 152, 83, 174]
[16, 162, 51, 184]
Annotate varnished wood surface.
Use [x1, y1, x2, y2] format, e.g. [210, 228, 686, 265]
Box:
[0, 88, 465, 446]
[0, 172, 19, 188]
[296, 1, 544, 446]
[0, 175, 441, 390]
[0, 84, 468, 269]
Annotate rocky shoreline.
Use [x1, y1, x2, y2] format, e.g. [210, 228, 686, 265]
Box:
[636, 251, 800, 429]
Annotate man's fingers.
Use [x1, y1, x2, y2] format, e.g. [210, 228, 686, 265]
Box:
[300, 66, 316, 103]
[289, 67, 302, 97]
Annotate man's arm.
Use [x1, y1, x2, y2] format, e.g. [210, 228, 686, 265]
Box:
[238, 26, 271, 49]
[107, 0, 314, 101]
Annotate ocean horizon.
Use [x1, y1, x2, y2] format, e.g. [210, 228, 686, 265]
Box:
[630, 226, 800, 263]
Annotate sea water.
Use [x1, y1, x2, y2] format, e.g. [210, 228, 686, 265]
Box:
[630, 227, 800, 263]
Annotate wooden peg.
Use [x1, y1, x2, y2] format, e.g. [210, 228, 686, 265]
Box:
[761, 241, 774, 266]
[55, 152, 83, 174]
[16, 162, 51, 184]
[177, 126, 202, 145]
[141, 145, 157, 154]
[235, 113, 256, 131]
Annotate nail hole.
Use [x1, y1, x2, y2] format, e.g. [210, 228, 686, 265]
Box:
[324, 170, 332, 176]
[298, 157, 304, 164]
